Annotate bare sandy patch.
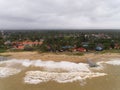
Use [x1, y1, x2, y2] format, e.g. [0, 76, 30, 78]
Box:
[1, 51, 120, 63]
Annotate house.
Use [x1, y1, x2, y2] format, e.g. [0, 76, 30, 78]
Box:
[62, 46, 73, 51]
[12, 40, 43, 50]
[95, 43, 104, 51]
[114, 43, 120, 49]
[76, 47, 86, 52]
[95, 46, 103, 51]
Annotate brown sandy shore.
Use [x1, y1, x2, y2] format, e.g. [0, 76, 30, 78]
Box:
[0, 51, 120, 63]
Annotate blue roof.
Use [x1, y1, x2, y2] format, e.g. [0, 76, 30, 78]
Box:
[95, 46, 103, 51]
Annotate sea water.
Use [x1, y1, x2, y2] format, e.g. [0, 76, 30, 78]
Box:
[0, 59, 120, 90]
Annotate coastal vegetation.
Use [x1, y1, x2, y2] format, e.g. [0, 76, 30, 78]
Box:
[1, 30, 120, 55]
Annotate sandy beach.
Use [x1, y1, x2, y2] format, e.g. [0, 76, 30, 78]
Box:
[1, 51, 120, 90]
[1, 51, 120, 63]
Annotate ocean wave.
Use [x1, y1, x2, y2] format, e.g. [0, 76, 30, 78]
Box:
[105, 59, 120, 65]
[0, 59, 105, 80]
[0, 59, 91, 72]
[0, 67, 21, 78]
[33, 60, 90, 72]
[24, 71, 106, 84]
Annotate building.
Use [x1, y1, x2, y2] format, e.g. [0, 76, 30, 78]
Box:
[12, 40, 43, 49]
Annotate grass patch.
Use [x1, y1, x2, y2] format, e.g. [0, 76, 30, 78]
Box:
[64, 52, 84, 56]
[72, 52, 84, 56]
[38, 51, 84, 56]
[0, 49, 7, 53]
[9, 49, 24, 52]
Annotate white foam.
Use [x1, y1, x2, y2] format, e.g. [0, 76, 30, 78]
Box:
[0, 67, 21, 78]
[0, 59, 106, 81]
[0, 59, 33, 67]
[0, 59, 90, 72]
[33, 60, 90, 72]
[90, 61, 105, 70]
[21, 60, 33, 67]
[106, 59, 120, 65]
[24, 71, 107, 84]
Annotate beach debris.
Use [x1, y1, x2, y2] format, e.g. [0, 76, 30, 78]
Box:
[87, 59, 98, 67]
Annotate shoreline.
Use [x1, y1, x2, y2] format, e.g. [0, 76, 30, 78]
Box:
[1, 51, 120, 63]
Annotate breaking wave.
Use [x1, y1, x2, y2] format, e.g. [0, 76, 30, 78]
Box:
[105, 59, 120, 65]
[0, 59, 91, 72]
[0, 67, 21, 78]
[0, 59, 108, 84]
[24, 71, 106, 84]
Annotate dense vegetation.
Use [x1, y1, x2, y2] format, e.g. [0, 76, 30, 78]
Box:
[1, 30, 120, 52]
[0, 33, 6, 53]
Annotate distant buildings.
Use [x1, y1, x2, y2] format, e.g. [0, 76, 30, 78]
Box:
[11, 40, 43, 50]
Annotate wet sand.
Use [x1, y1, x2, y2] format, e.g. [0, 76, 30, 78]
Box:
[1, 51, 120, 63]
[0, 52, 120, 90]
[0, 59, 120, 90]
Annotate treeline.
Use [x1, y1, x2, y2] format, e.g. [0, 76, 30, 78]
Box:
[1, 30, 120, 52]
[3, 30, 120, 41]
[39, 37, 114, 52]
[0, 33, 6, 52]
